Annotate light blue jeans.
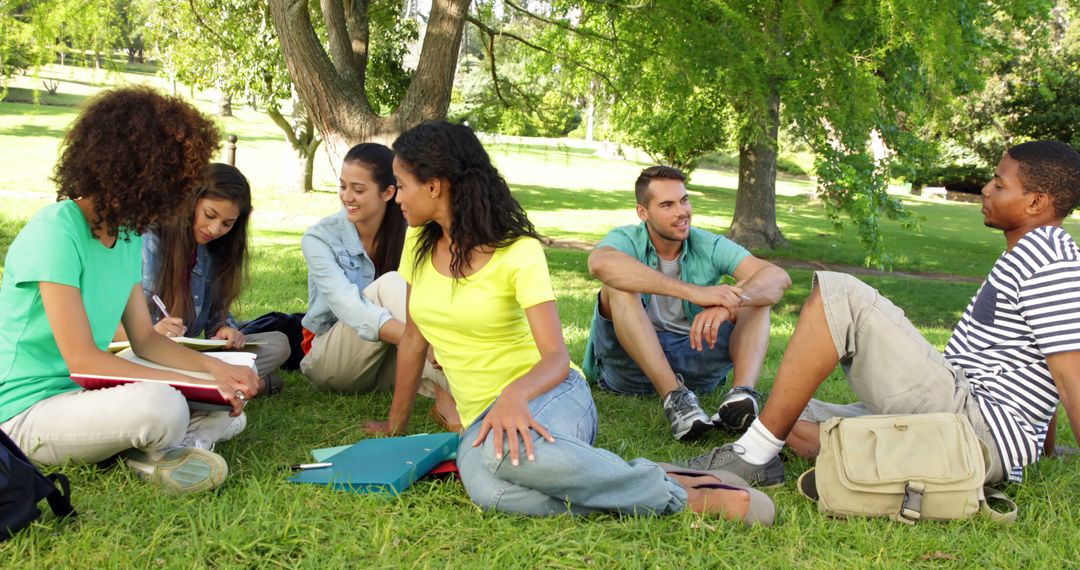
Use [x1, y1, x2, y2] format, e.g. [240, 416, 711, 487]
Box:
[457, 369, 688, 516]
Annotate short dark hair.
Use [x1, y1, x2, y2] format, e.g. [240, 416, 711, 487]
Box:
[635, 165, 686, 205]
[1006, 141, 1080, 218]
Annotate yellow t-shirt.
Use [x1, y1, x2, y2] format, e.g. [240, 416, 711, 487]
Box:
[400, 227, 559, 428]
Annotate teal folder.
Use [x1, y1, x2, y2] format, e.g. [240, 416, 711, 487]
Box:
[289, 433, 459, 496]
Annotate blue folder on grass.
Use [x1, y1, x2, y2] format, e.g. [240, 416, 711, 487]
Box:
[289, 433, 458, 496]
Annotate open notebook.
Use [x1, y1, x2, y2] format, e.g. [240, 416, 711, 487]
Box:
[71, 350, 256, 406]
[107, 336, 265, 353]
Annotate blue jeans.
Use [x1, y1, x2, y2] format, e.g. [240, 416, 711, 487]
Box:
[457, 370, 688, 516]
[591, 302, 735, 396]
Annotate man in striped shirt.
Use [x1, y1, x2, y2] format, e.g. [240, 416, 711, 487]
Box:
[678, 140, 1080, 487]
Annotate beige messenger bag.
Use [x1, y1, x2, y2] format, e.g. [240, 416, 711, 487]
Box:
[801, 413, 1017, 524]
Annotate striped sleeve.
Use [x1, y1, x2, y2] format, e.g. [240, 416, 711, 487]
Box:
[1018, 260, 1080, 356]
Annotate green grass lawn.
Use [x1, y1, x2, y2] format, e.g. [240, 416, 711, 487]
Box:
[3, 65, 1080, 568]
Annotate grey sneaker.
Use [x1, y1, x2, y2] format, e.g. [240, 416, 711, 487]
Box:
[679, 443, 785, 487]
[124, 447, 229, 495]
[712, 386, 762, 432]
[663, 386, 713, 441]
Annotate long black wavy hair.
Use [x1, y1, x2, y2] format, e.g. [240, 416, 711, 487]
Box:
[392, 121, 543, 279]
[342, 143, 406, 276]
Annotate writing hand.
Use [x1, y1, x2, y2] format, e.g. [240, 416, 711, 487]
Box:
[153, 317, 187, 338]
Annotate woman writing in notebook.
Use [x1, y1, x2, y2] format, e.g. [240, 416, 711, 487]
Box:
[0, 87, 258, 495]
[365, 122, 773, 524]
[299, 143, 457, 428]
[134, 163, 291, 395]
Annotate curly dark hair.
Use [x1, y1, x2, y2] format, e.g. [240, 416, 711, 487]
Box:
[343, 143, 406, 277]
[53, 86, 221, 239]
[155, 163, 251, 333]
[1007, 140, 1080, 218]
[392, 121, 543, 279]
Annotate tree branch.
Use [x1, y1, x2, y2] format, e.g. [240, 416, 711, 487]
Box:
[187, 0, 230, 47]
[321, 0, 362, 84]
[503, 1, 615, 43]
[464, 14, 617, 93]
[266, 104, 302, 149]
[480, 28, 511, 108]
[344, 0, 370, 88]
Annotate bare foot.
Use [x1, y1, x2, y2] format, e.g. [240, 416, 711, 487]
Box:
[432, 384, 462, 432]
[684, 484, 750, 521]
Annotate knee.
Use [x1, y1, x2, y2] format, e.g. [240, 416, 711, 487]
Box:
[599, 285, 642, 319]
[803, 285, 823, 312]
[124, 383, 189, 445]
[787, 421, 821, 459]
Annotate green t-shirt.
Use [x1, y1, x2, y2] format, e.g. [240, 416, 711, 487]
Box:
[0, 200, 143, 423]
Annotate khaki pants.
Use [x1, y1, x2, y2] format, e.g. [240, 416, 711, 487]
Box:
[300, 272, 448, 397]
[1, 381, 242, 465]
[243, 331, 291, 378]
[807, 271, 1005, 483]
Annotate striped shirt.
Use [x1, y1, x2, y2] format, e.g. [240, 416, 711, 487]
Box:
[945, 226, 1080, 482]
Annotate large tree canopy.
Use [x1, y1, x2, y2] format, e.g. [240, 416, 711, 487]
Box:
[268, 0, 469, 169]
[512, 0, 1051, 266]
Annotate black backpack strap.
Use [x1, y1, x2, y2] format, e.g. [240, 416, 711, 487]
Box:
[43, 473, 77, 520]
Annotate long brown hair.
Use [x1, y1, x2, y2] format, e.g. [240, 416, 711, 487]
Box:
[343, 143, 406, 276]
[155, 163, 251, 332]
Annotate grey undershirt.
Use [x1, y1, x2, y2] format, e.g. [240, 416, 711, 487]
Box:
[646, 256, 691, 335]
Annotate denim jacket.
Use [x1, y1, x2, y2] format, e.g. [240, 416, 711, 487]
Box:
[300, 209, 392, 340]
[141, 231, 239, 338]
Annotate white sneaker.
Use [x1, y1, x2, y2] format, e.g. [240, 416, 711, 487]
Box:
[181, 412, 247, 451]
[124, 447, 228, 495]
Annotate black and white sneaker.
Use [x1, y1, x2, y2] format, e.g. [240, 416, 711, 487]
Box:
[712, 386, 762, 432]
[663, 386, 713, 441]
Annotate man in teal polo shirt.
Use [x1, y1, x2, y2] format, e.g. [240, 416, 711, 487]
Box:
[585, 166, 791, 441]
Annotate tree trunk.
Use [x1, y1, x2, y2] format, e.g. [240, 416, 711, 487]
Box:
[728, 82, 788, 249]
[216, 91, 233, 117]
[268, 0, 469, 171]
[267, 101, 321, 192]
[301, 137, 320, 193]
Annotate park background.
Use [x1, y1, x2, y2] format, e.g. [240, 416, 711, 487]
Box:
[2, 1, 1080, 568]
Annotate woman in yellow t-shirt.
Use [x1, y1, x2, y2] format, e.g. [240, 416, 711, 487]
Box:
[364, 121, 772, 524]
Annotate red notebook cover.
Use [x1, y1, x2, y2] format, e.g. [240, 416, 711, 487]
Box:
[70, 374, 228, 405]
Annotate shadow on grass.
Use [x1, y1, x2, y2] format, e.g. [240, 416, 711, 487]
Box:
[0, 122, 69, 139]
[0, 86, 89, 108]
[512, 183, 629, 212]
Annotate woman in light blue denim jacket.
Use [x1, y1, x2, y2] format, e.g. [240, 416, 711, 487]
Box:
[135, 164, 291, 395]
[300, 143, 458, 429]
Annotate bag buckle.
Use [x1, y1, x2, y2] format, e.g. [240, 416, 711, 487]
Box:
[899, 481, 925, 524]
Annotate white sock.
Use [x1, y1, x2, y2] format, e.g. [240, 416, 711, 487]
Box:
[734, 418, 785, 465]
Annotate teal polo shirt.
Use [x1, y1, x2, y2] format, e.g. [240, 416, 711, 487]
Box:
[582, 222, 750, 380]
